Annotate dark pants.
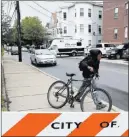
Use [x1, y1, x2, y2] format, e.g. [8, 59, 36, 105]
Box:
[77, 79, 90, 99]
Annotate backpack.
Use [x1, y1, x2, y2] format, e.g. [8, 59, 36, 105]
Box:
[79, 56, 90, 71]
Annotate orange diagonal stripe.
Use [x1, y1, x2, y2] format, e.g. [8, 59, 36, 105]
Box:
[3, 113, 60, 136]
[121, 129, 129, 137]
[68, 113, 119, 136]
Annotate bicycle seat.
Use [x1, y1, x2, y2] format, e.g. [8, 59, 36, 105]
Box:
[66, 73, 76, 77]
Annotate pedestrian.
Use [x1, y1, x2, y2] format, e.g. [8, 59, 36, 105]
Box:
[76, 49, 106, 110]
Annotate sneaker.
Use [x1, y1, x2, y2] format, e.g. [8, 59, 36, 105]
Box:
[96, 102, 107, 110]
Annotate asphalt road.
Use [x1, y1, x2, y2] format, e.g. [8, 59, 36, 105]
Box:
[12, 52, 128, 111]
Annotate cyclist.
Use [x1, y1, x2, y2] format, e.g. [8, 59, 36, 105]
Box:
[77, 49, 106, 109]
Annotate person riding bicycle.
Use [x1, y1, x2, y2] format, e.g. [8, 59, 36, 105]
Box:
[77, 49, 106, 109]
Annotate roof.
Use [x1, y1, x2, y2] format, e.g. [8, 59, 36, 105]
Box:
[74, 1, 103, 7]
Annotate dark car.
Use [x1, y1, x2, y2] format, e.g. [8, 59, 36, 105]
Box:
[106, 43, 129, 59]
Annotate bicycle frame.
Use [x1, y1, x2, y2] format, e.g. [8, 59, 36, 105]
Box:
[56, 75, 98, 100]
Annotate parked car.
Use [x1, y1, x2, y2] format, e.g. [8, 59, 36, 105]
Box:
[106, 43, 129, 59]
[84, 45, 95, 56]
[11, 46, 18, 55]
[22, 47, 28, 52]
[90, 43, 116, 57]
[30, 49, 57, 66]
[29, 47, 34, 53]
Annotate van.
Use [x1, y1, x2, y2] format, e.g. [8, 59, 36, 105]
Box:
[48, 38, 84, 56]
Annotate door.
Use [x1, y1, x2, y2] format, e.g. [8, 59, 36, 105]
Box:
[49, 45, 58, 56]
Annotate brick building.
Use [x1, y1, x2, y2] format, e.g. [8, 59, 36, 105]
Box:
[103, 0, 128, 44]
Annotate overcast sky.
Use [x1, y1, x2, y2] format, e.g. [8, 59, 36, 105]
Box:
[2, 1, 103, 27]
[2, 1, 73, 26]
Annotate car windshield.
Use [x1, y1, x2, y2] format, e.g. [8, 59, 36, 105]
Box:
[36, 50, 51, 55]
[117, 45, 124, 49]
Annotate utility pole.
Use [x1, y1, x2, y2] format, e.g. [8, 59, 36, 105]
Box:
[16, 1, 22, 62]
[128, 0, 129, 42]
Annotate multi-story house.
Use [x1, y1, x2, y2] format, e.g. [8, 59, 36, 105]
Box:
[103, 0, 128, 44]
[48, 2, 103, 47]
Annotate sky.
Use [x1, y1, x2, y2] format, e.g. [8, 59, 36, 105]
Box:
[2, 1, 103, 27]
[2, 1, 73, 26]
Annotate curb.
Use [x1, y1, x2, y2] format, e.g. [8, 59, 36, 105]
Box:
[2, 62, 10, 111]
[26, 63, 125, 112]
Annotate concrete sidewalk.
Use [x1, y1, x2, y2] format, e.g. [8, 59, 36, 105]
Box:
[3, 54, 123, 112]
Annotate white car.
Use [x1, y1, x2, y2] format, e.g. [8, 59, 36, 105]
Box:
[22, 47, 28, 52]
[84, 45, 95, 56]
[11, 46, 18, 55]
[30, 49, 57, 66]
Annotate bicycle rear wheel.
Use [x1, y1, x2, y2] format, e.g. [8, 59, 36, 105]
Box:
[47, 80, 69, 109]
[80, 88, 112, 112]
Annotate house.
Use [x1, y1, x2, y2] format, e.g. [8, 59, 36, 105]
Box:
[48, 2, 103, 47]
[103, 0, 128, 44]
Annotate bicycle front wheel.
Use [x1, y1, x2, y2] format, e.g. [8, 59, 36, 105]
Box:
[47, 80, 69, 109]
[81, 88, 112, 112]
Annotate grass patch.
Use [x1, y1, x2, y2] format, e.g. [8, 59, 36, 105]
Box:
[1, 95, 7, 111]
[2, 47, 4, 56]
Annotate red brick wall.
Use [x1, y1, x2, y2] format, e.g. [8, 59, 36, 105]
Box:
[103, 0, 128, 43]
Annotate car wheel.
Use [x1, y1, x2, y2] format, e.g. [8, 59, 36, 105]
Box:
[72, 52, 77, 57]
[116, 54, 121, 59]
[108, 56, 111, 59]
[30, 59, 33, 64]
[53, 62, 57, 66]
[35, 59, 38, 66]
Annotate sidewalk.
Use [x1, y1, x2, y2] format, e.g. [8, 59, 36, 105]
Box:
[3, 54, 123, 112]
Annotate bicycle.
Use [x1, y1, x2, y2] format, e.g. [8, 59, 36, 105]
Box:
[47, 73, 112, 112]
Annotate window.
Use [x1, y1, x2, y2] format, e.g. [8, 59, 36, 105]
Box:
[80, 24, 84, 33]
[125, 3, 128, 15]
[63, 12, 67, 20]
[75, 25, 77, 33]
[98, 40, 101, 43]
[64, 26, 67, 34]
[104, 44, 110, 47]
[99, 11, 102, 19]
[77, 42, 82, 46]
[88, 40, 91, 46]
[88, 25, 91, 33]
[125, 26, 128, 38]
[114, 28, 118, 39]
[88, 9, 91, 17]
[80, 8, 84, 16]
[96, 44, 102, 48]
[98, 26, 101, 34]
[114, 8, 118, 18]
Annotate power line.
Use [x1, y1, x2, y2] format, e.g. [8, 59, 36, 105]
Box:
[33, 1, 74, 24]
[22, 2, 52, 19]
[22, 2, 71, 26]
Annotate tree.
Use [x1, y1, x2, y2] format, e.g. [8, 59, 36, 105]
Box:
[21, 16, 45, 46]
[1, 3, 11, 46]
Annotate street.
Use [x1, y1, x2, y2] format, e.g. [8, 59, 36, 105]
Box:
[11, 52, 128, 111]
